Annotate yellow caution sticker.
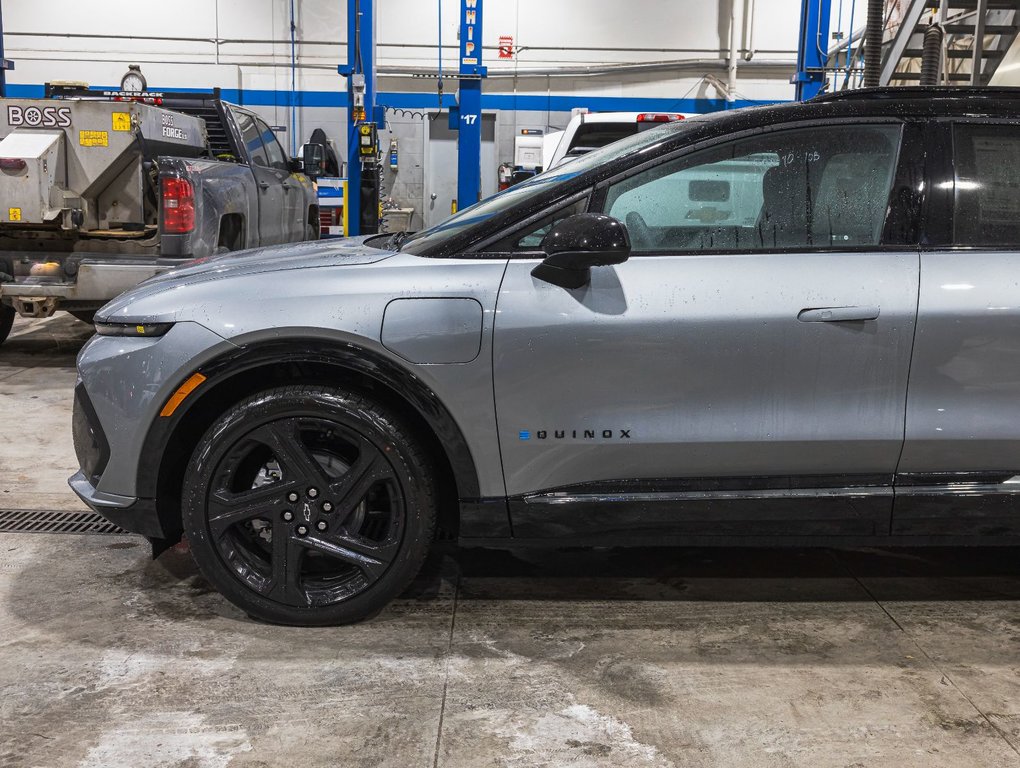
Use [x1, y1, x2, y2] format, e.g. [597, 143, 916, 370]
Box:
[8, 207, 21, 221]
[79, 130, 109, 147]
[111, 112, 131, 131]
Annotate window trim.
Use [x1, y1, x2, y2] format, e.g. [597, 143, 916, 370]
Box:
[588, 117, 914, 257]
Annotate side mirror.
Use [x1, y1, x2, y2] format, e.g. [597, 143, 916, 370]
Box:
[531, 213, 631, 289]
[301, 143, 327, 178]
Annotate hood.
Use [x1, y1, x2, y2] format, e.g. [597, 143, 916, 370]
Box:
[98, 235, 396, 321]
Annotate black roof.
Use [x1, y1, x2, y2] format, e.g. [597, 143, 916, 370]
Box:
[811, 86, 1020, 103]
[648, 85, 1020, 153]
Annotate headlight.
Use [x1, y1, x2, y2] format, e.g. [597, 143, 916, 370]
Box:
[94, 321, 174, 337]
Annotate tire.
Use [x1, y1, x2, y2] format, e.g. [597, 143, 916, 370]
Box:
[182, 385, 437, 625]
[0, 304, 13, 346]
[69, 310, 96, 325]
[307, 220, 319, 241]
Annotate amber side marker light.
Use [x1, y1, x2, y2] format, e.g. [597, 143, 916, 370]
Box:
[160, 373, 207, 417]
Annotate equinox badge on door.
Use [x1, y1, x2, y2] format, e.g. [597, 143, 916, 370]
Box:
[519, 429, 632, 441]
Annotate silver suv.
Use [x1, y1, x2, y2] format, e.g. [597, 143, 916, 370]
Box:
[71, 87, 1020, 625]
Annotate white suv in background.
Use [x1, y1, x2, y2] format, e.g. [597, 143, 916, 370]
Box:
[546, 111, 689, 169]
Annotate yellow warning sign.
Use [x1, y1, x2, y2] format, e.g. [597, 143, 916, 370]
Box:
[112, 112, 131, 131]
[8, 207, 21, 222]
[79, 130, 109, 147]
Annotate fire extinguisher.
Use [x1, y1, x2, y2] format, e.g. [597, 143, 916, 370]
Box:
[498, 162, 514, 191]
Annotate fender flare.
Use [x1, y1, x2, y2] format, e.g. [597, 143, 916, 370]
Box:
[134, 336, 482, 500]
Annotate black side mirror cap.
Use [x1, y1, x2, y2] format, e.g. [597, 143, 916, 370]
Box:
[532, 213, 631, 289]
[301, 143, 327, 178]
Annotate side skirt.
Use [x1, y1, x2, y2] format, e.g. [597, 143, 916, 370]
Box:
[505, 475, 894, 541]
[893, 472, 1020, 536]
[459, 472, 1020, 544]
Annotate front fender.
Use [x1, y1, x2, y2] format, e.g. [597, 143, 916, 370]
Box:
[136, 335, 483, 501]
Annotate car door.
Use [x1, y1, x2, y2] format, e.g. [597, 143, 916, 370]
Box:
[232, 109, 287, 246]
[491, 121, 922, 541]
[256, 117, 306, 241]
[895, 119, 1020, 536]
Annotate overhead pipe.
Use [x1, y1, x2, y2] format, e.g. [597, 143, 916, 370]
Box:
[919, 23, 944, 86]
[862, 0, 883, 87]
[743, 0, 757, 60]
[289, 0, 297, 154]
[727, 0, 739, 104]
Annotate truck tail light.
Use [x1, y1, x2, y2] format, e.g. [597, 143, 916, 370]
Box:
[637, 113, 684, 123]
[162, 177, 195, 234]
[0, 158, 27, 172]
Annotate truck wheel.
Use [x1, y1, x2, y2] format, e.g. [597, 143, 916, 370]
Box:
[307, 221, 319, 241]
[181, 385, 437, 626]
[70, 310, 96, 325]
[0, 305, 14, 346]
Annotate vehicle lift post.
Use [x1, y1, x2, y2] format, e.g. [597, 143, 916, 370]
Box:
[793, 0, 833, 100]
[339, 0, 383, 236]
[449, 0, 486, 211]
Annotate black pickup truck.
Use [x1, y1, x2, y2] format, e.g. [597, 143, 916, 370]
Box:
[0, 88, 318, 344]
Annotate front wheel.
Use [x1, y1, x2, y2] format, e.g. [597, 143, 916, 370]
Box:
[182, 385, 437, 625]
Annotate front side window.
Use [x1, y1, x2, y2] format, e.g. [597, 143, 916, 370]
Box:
[953, 124, 1020, 247]
[602, 124, 902, 253]
[257, 119, 289, 172]
[489, 198, 589, 252]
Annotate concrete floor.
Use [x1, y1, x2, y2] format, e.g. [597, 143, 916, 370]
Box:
[2, 315, 1020, 767]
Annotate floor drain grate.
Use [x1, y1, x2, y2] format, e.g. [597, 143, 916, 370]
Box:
[0, 508, 126, 535]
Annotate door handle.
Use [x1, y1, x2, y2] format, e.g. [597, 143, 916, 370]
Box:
[258, 182, 270, 191]
[282, 185, 292, 193]
[797, 306, 880, 322]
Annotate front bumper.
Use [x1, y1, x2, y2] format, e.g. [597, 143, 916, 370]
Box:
[68, 470, 165, 538]
[70, 320, 235, 504]
[2, 258, 175, 314]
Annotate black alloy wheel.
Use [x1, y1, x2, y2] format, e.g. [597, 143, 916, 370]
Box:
[183, 385, 436, 625]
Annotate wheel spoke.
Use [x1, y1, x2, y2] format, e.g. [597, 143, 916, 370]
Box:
[268, 520, 305, 604]
[329, 450, 394, 519]
[251, 421, 331, 488]
[207, 482, 296, 538]
[297, 531, 398, 583]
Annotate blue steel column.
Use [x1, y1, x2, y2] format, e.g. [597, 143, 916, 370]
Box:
[793, 0, 833, 100]
[339, 0, 376, 236]
[456, 0, 485, 209]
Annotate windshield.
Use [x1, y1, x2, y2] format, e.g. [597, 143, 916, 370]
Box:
[399, 120, 694, 255]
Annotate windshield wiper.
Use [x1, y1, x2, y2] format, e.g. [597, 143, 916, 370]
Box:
[385, 230, 409, 251]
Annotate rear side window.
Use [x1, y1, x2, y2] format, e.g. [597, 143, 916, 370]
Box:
[602, 124, 901, 253]
[953, 124, 1020, 247]
[232, 110, 269, 167]
[568, 123, 640, 154]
